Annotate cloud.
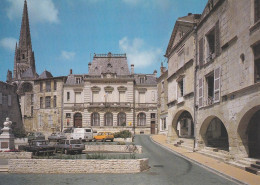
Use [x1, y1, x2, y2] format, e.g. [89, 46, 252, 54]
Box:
[60, 51, 76, 60]
[6, 0, 59, 23]
[0, 37, 18, 51]
[119, 37, 162, 68]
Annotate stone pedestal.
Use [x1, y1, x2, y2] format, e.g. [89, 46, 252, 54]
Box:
[0, 118, 15, 151]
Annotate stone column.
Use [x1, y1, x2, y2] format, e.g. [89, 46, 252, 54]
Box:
[0, 118, 15, 151]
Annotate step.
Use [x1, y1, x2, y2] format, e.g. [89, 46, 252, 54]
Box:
[245, 167, 260, 175]
[228, 161, 247, 170]
[251, 163, 260, 169]
[0, 165, 8, 173]
[237, 159, 258, 166]
[197, 150, 228, 162]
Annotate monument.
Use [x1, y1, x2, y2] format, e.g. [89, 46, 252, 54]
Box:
[0, 118, 15, 151]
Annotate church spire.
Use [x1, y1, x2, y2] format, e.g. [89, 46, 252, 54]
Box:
[19, 0, 31, 49]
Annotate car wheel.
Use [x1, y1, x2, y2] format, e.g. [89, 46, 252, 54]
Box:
[111, 139, 114, 142]
[102, 139, 105, 142]
[64, 149, 69, 155]
[94, 139, 96, 142]
[78, 150, 82, 154]
[35, 151, 39, 156]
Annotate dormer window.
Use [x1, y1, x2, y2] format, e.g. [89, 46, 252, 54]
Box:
[76, 77, 81, 84]
[140, 77, 145, 84]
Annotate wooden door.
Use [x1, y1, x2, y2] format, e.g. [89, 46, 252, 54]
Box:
[151, 121, 156, 134]
[74, 113, 82, 128]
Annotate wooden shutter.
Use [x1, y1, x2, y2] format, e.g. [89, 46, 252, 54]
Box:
[8, 95, 11, 106]
[214, 67, 221, 102]
[198, 78, 203, 107]
[0, 93, 2, 105]
[199, 38, 204, 67]
[215, 21, 221, 57]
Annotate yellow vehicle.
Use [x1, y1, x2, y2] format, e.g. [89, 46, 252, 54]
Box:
[94, 132, 114, 142]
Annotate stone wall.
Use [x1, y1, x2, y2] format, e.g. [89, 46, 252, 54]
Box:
[0, 152, 31, 159]
[84, 145, 142, 153]
[8, 158, 149, 173]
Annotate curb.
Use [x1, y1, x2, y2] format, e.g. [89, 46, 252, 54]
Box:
[150, 136, 248, 185]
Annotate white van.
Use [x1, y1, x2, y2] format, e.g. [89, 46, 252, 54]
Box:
[70, 128, 94, 142]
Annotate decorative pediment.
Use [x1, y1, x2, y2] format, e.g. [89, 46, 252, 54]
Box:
[117, 86, 127, 92]
[104, 86, 114, 92]
[137, 88, 147, 92]
[91, 86, 101, 92]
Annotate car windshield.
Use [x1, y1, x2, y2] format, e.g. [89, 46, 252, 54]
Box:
[97, 132, 104, 135]
[70, 140, 81, 144]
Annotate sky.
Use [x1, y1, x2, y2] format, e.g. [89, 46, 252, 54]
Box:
[0, 0, 208, 81]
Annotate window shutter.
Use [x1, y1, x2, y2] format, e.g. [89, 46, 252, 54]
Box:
[214, 67, 221, 102]
[0, 93, 2, 105]
[199, 38, 204, 67]
[215, 21, 221, 57]
[8, 95, 11, 106]
[183, 78, 185, 96]
[198, 78, 203, 107]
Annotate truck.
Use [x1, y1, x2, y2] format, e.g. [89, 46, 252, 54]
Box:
[70, 128, 94, 142]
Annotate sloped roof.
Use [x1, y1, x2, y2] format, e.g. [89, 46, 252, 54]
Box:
[65, 74, 83, 85]
[134, 74, 157, 86]
[89, 53, 130, 76]
[21, 67, 35, 78]
[38, 70, 53, 79]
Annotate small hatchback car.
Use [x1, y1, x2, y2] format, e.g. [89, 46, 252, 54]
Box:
[94, 132, 114, 142]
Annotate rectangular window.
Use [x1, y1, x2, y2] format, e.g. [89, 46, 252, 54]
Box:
[40, 97, 43, 108]
[255, 0, 260, 23]
[53, 95, 57, 108]
[0, 93, 2, 105]
[139, 92, 145, 103]
[38, 114, 42, 127]
[92, 92, 99, 102]
[31, 106, 33, 116]
[48, 115, 53, 127]
[8, 95, 11, 106]
[54, 81, 57, 91]
[178, 79, 184, 97]
[31, 94, 34, 105]
[206, 29, 216, 62]
[254, 43, 260, 83]
[2, 95, 7, 106]
[76, 77, 81, 84]
[46, 81, 51, 92]
[206, 73, 214, 105]
[178, 50, 185, 68]
[67, 92, 70, 101]
[161, 81, 164, 91]
[66, 113, 71, 118]
[151, 113, 156, 119]
[45, 96, 51, 108]
[119, 92, 126, 102]
[75, 92, 81, 103]
[140, 77, 145, 84]
[40, 82, 43, 92]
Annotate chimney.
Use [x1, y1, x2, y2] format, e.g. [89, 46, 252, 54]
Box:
[70, 69, 72, 75]
[153, 70, 157, 77]
[88, 62, 91, 72]
[131, 64, 134, 74]
[160, 62, 164, 75]
[188, 13, 192, 16]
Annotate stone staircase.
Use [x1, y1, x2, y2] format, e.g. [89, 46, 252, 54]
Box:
[0, 165, 8, 173]
[245, 161, 260, 175]
[197, 147, 231, 162]
[173, 138, 194, 151]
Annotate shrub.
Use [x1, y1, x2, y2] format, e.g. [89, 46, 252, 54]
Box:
[114, 130, 132, 139]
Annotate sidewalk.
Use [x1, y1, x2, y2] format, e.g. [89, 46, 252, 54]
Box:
[151, 135, 260, 185]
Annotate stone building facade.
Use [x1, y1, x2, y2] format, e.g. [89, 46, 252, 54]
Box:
[165, 0, 260, 159]
[0, 81, 23, 132]
[157, 64, 168, 135]
[165, 14, 200, 143]
[63, 53, 157, 134]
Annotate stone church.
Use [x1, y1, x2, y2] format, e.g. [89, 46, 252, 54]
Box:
[6, 0, 157, 135]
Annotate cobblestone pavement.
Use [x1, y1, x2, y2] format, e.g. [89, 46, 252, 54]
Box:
[0, 135, 239, 185]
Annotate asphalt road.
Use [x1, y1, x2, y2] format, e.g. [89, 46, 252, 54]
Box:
[0, 135, 239, 185]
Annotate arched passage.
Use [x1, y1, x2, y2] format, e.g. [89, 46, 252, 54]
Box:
[176, 111, 194, 138]
[200, 117, 229, 151]
[74, 113, 82, 128]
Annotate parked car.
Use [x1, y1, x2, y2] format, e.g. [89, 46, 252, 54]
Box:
[48, 132, 67, 141]
[94, 132, 114, 142]
[22, 140, 55, 156]
[27, 132, 45, 142]
[70, 128, 94, 142]
[54, 139, 85, 154]
[63, 127, 74, 133]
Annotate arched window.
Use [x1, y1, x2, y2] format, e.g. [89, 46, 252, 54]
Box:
[137, 113, 146, 126]
[91, 112, 100, 126]
[104, 112, 113, 126]
[117, 112, 126, 126]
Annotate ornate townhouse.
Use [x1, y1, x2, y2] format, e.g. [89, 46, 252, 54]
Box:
[165, 0, 260, 162]
[165, 14, 200, 149]
[157, 63, 168, 135]
[63, 53, 158, 134]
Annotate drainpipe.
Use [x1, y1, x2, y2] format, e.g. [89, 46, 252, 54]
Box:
[193, 26, 198, 152]
[61, 78, 64, 132]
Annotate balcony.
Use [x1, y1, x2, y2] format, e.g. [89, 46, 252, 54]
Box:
[88, 102, 131, 108]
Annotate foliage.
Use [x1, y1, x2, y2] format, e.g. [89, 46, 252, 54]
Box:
[114, 130, 132, 139]
[12, 127, 27, 138]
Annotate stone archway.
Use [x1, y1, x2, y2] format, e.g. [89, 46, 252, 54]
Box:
[74, 113, 82, 128]
[176, 111, 194, 138]
[238, 106, 260, 158]
[200, 116, 229, 151]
